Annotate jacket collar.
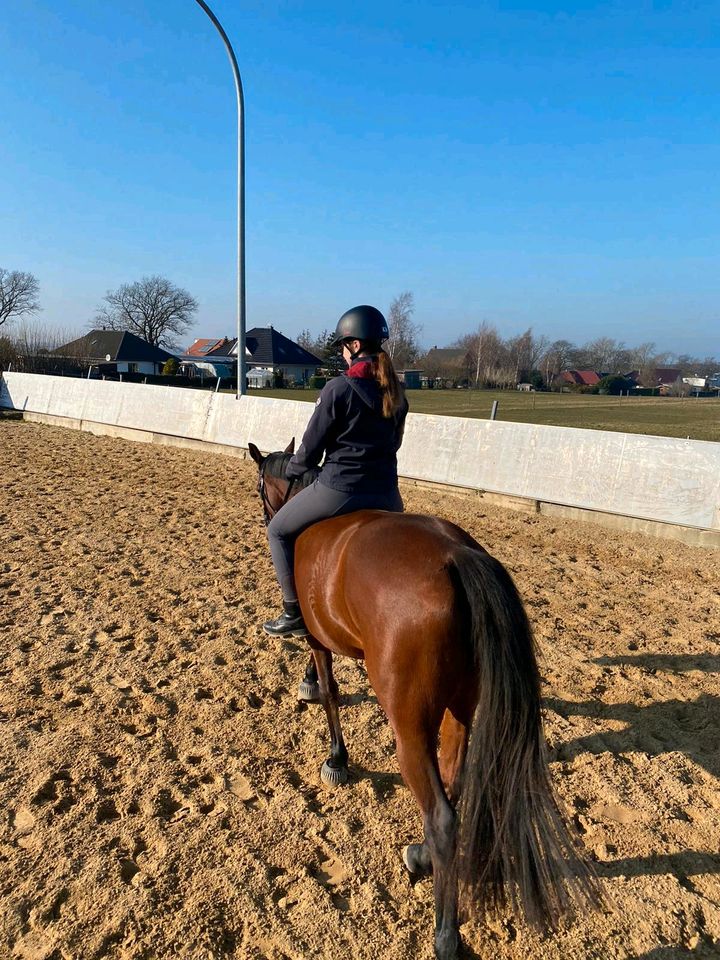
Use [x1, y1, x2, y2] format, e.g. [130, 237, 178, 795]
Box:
[346, 357, 376, 379]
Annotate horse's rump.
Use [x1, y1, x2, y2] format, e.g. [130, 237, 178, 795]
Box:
[294, 510, 480, 664]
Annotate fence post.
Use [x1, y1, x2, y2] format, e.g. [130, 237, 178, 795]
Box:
[490, 400, 499, 420]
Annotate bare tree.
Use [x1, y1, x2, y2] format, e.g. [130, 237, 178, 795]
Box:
[0, 268, 40, 328]
[94, 275, 198, 348]
[540, 339, 575, 387]
[455, 323, 505, 387]
[0, 335, 18, 371]
[506, 328, 541, 385]
[296, 328, 314, 352]
[386, 291, 422, 369]
[10, 320, 83, 373]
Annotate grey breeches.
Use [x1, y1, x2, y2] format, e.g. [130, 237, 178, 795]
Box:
[267, 479, 404, 601]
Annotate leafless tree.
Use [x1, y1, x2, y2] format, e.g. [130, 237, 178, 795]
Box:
[386, 291, 422, 369]
[455, 323, 508, 387]
[575, 337, 634, 374]
[94, 275, 198, 349]
[0, 268, 41, 328]
[0, 335, 18, 371]
[505, 328, 548, 385]
[10, 321, 84, 373]
[697, 355, 720, 377]
[296, 328, 314, 352]
[540, 339, 575, 387]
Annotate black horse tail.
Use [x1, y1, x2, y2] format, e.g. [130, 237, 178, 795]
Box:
[448, 545, 600, 929]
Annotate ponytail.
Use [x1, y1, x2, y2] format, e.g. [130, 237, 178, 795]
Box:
[374, 349, 404, 418]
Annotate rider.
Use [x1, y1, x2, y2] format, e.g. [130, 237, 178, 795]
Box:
[263, 305, 409, 636]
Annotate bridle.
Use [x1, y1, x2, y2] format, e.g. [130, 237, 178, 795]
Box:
[258, 459, 296, 526]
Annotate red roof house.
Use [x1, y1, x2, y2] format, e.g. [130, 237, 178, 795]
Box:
[559, 370, 601, 387]
[185, 338, 230, 357]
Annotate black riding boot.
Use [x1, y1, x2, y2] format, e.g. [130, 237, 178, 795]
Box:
[263, 600, 308, 637]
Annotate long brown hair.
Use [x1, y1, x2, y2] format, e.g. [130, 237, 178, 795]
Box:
[373, 348, 404, 418]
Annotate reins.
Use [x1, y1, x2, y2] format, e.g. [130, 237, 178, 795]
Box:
[258, 460, 296, 526]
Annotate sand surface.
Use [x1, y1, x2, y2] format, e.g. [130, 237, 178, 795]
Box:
[1, 418, 719, 960]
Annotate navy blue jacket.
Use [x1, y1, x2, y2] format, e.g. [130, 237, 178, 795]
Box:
[286, 361, 408, 494]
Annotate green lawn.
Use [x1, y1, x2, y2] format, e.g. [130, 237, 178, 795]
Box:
[246, 388, 720, 442]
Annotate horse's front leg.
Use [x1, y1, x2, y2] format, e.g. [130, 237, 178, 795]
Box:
[311, 647, 349, 786]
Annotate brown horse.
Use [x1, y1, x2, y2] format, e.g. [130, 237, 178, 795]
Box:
[248, 440, 598, 959]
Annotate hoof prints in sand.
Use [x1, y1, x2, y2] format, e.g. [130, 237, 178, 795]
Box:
[1, 419, 719, 959]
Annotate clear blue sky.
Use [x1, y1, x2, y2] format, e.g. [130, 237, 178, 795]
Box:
[1, 0, 718, 357]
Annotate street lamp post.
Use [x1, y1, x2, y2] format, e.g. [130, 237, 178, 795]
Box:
[192, 0, 246, 398]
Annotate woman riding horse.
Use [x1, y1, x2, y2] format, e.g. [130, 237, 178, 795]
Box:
[263, 304, 409, 637]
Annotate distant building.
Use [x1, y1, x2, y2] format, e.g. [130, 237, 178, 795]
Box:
[420, 347, 468, 386]
[682, 376, 707, 390]
[625, 368, 682, 392]
[199, 326, 322, 385]
[185, 337, 230, 357]
[559, 370, 601, 387]
[398, 370, 422, 389]
[53, 330, 175, 376]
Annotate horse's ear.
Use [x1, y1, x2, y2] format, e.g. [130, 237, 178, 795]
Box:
[247, 442, 265, 465]
[284, 437, 295, 454]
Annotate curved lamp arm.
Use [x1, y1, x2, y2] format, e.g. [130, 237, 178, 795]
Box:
[193, 0, 246, 398]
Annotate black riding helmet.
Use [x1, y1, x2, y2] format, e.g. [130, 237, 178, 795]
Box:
[330, 305, 390, 349]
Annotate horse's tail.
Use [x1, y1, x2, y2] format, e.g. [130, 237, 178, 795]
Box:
[448, 545, 599, 929]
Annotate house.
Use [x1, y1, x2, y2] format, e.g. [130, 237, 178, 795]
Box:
[202, 326, 322, 386]
[559, 370, 601, 387]
[421, 347, 468, 386]
[682, 376, 707, 390]
[625, 368, 682, 393]
[185, 337, 230, 358]
[398, 370, 422, 389]
[52, 330, 175, 376]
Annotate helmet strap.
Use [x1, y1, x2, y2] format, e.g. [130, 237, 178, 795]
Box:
[344, 338, 381, 362]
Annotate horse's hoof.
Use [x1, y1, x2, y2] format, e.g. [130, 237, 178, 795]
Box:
[298, 679, 321, 702]
[434, 929, 460, 960]
[321, 760, 348, 787]
[403, 843, 433, 877]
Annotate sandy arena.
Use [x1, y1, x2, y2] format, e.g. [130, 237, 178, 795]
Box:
[1, 417, 719, 960]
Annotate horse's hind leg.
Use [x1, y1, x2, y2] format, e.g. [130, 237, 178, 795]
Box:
[403, 708, 469, 880]
[311, 647, 349, 786]
[394, 732, 459, 960]
[438, 708, 469, 806]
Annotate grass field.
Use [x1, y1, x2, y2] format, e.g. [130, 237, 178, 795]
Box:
[247, 387, 720, 442]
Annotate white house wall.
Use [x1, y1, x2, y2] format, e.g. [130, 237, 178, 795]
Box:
[2, 372, 719, 535]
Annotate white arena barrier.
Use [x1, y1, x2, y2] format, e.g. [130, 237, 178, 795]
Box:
[2, 372, 719, 546]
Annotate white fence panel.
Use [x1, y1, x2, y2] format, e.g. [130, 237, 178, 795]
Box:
[2, 372, 719, 533]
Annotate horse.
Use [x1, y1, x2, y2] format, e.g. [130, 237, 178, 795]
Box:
[248, 440, 599, 960]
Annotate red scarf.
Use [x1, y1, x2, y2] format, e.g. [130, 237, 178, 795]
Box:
[346, 360, 375, 379]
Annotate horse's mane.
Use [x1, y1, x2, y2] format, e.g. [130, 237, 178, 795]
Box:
[264, 452, 318, 488]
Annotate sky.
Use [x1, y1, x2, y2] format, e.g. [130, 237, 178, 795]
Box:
[1, 0, 719, 357]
